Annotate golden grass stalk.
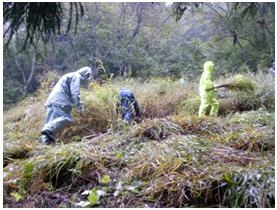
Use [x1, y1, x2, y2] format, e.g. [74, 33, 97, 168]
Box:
[206, 78, 256, 93]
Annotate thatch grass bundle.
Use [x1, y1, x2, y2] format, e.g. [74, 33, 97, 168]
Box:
[206, 77, 256, 94]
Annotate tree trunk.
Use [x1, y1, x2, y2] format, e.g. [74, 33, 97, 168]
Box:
[86, 2, 101, 79]
[14, 48, 38, 97]
[68, 34, 78, 67]
[123, 64, 128, 77]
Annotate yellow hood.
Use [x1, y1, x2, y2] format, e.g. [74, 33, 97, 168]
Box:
[203, 61, 214, 73]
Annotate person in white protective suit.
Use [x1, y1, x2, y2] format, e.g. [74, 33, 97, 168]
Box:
[41, 67, 93, 145]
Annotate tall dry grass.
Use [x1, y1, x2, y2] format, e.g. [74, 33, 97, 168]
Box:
[3, 71, 275, 208]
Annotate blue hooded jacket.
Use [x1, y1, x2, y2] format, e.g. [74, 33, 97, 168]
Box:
[117, 89, 140, 121]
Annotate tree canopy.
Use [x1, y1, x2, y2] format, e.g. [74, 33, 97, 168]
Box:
[3, 2, 275, 107]
[3, 2, 84, 51]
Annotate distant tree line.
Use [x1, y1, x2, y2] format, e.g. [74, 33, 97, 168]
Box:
[3, 2, 275, 107]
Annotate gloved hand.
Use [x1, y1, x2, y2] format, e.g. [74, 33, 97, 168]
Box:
[78, 108, 84, 116]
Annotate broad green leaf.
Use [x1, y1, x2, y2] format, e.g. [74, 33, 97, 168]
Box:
[88, 193, 97, 205]
[101, 175, 111, 183]
[10, 192, 22, 201]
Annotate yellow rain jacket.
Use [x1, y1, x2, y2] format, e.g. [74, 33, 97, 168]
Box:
[198, 61, 219, 116]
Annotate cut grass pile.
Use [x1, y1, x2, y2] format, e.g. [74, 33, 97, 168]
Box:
[206, 76, 256, 94]
[3, 72, 275, 208]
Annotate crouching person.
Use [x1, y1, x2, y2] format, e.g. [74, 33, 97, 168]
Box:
[41, 67, 93, 145]
[116, 89, 140, 122]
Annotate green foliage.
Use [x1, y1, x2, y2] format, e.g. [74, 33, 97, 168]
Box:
[88, 192, 98, 205]
[4, 2, 84, 51]
[100, 175, 111, 184]
[223, 168, 274, 207]
[37, 70, 61, 93]
[3, 2, 275, 109]
[172, 3, 202, 22]
[3, 79, 23, 110]
[23, 163, 34, 178]
[10, 193, 22, 202]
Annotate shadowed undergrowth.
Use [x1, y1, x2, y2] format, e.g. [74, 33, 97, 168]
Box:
[3, 72, 275, 208]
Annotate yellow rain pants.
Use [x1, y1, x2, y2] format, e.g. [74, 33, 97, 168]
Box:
[198, 61, 219, 116]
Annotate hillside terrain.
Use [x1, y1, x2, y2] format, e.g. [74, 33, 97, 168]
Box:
[3, 72, 275, 208]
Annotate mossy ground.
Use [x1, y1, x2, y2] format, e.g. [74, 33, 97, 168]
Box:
[3, 72, 275, 208]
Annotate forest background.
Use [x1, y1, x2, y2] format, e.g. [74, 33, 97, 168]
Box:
[3, 2, 275, 109]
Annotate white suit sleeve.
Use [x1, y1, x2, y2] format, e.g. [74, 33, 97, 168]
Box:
[70, 75, 83, 110]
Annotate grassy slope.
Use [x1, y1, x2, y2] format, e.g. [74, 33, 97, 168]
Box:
[3, 73, 275, 208]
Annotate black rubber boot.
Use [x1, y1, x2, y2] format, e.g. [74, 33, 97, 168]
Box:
[41, 130, 56, 143]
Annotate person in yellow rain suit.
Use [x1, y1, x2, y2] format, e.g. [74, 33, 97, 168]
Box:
[198, 61, 219, 117]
